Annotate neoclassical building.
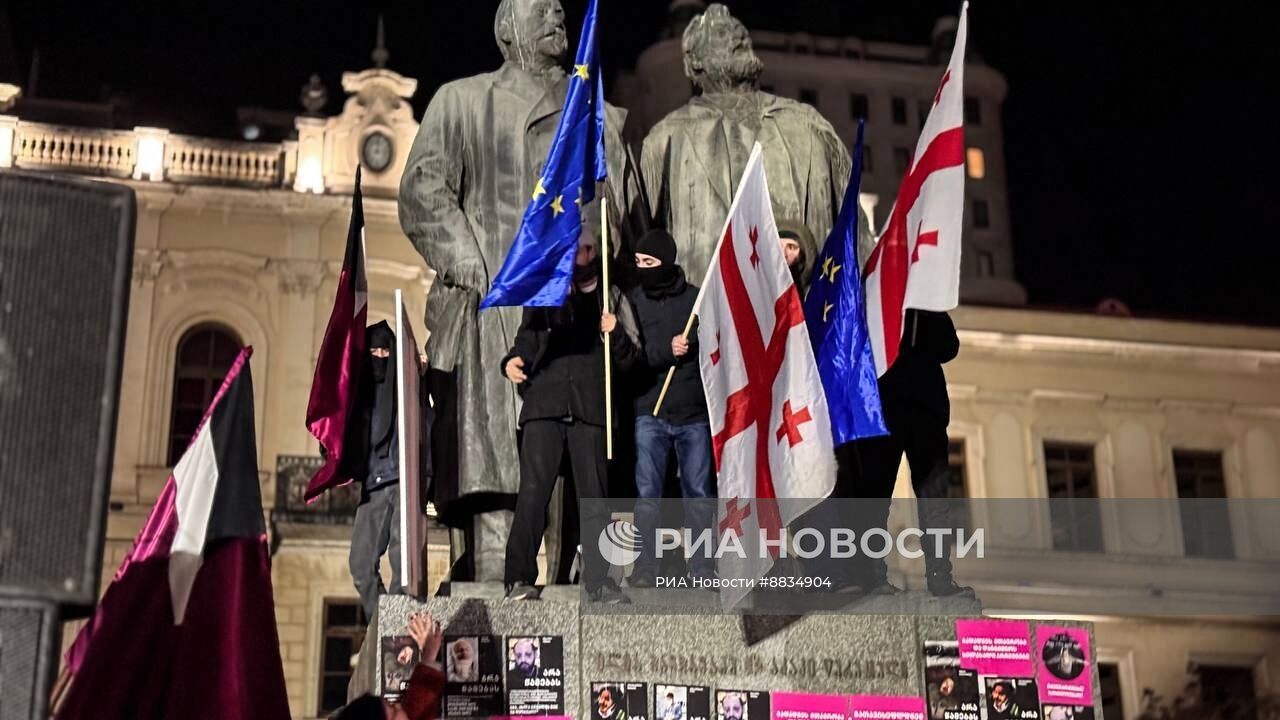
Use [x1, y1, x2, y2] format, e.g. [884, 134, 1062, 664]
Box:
[2, 18, 1278, 720]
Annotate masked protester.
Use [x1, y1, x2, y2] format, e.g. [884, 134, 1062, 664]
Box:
[345, 321, 406, 617]
[776, 219, 817, 295]
[626, 229, 715, 586]
[501, 230, 641, 603]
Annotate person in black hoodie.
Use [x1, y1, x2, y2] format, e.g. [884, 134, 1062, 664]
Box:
[501, 232, 641, 602]
[346, 321, 406, 617]
[853, 308, 973, 597]
[626, 229, 715, 586]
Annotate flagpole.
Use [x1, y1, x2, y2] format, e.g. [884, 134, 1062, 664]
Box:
[651, 314, 695, 417]
[601, 195, 614, 460]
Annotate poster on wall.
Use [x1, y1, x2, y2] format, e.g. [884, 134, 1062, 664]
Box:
[590, 681, 649, 720]
[770, 691, 848, 719]
[1039, 705, 1094, 720]
[440, 634, 503, 717]
[1035, 626, 1092, 708]
[923, 640, 981, 720]
[979, 677, 1040, 720]
[715, 689, 770, 720]
[381, 635, 419, 701]
[956, 619, 1034, 678]
[505, 635, 565, 716]
[657, 684, 711, 720]
[848, 694, 927, 720]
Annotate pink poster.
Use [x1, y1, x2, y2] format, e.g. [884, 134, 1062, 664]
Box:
[1037, 625, 1093, 705]
[847, 695, 926, 719]
[772, 691, 849, 719]
[955, 619, 1034, 677]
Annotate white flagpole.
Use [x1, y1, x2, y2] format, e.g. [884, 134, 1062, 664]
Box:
[601, 195, 613, 460]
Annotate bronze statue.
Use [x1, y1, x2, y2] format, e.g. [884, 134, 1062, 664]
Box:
[641, 3, 857, 283]
[399, 0, 633, 582]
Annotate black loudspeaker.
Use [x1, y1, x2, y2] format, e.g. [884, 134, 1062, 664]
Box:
[0, 596, 59, 720]
[0, 171, 135, 611]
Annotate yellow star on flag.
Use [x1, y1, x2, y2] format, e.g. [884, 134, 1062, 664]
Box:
[573, 64, 590, 81]
[532, 178, 547, 201]
[825, 259, 842, 282]
[823, 302, 835, 322]
[820, 256, 833, 280]
[550, 194, 565, 216]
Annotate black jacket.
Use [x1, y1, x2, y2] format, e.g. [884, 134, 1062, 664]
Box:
[627, 271, 707, 424]
[501, 285, 641, 427]
[877, 309, 959, 424]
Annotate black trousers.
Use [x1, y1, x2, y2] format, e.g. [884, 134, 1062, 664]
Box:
[505, 419, 610, 590]
[846, 402, 955, 583]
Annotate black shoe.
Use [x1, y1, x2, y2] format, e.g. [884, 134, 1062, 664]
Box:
[591, 583, 631, 605]
[504, 583, 541, 600]
[628, 571, 656, 589]
[927, 572, 974, 598]
[868, 579, 902, 595]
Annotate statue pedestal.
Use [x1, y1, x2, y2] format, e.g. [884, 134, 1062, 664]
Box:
[351, 583, 1100, 717]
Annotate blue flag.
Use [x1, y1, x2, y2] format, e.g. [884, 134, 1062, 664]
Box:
[480, 0, 607, 309]
[803, 119, 888, 445]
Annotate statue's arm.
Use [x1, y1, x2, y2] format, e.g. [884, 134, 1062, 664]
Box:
[399, 85, 488, 293]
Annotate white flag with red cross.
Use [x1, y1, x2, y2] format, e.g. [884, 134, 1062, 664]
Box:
[864, 1, 969, 375]
[693, 142, 837, 608]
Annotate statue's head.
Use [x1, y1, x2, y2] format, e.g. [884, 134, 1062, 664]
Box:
[495, 0, 568, 69]
[682, 4, 763, 93]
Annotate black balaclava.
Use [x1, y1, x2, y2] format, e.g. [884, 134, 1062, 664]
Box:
[365, 321, 396, 449]
[635, 228, 683, 295]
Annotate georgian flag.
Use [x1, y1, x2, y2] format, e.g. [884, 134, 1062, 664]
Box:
[693, 143, 837, 608]
[58, 349, 290, 720]
[864, 2, 969, 375]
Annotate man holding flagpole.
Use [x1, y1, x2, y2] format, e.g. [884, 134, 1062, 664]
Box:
[859, 2, 974, 597]
[477, 0, 640, 602]
[399, 0, 636, 583]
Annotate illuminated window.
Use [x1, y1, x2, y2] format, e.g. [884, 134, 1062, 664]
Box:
[168, 324, 241, 465]
[966, 147, 986, 179]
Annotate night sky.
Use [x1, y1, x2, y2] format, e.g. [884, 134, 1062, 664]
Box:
[5, 1, 1278, 326]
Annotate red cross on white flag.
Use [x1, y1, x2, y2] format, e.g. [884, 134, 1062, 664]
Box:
[864, 1, 969, 375]
[691, 143, 837, 608]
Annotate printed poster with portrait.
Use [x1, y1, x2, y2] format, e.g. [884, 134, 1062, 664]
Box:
[590, 681, 649, 720]
[923, 640, 981, 720]
[979, 677, 1040, 720]
[381, 635, 419, 701]
[505, 635, 565, 715]
[715, 689, 769, 720]
[1035, 626, 1093, 712]
[656, 684, 711, 720]
[440, 634, 503, 717]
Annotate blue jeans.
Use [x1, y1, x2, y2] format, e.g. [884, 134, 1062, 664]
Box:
[632, 416, 715, 577]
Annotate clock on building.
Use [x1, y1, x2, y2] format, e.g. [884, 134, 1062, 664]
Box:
[361, 131, 393, 172]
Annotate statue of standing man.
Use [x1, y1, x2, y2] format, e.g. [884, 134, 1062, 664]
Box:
[399, 0, 633, 582]
[641, 3, 858, 283]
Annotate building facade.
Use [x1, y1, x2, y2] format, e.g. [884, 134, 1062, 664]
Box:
[1, 21, 1277, 720]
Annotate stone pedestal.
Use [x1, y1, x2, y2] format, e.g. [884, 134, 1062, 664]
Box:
[351, 584, 1102, 717]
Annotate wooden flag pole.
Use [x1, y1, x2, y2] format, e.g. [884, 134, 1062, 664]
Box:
[651, 313, 696, 416]
[601, 195, 614, 460]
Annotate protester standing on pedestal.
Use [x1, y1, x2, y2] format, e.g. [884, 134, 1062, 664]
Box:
[626, 228, 715, 586]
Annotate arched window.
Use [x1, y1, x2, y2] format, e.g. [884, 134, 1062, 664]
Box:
[168, 324, 241, 465]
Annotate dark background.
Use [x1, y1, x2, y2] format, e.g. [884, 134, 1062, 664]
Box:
[4, 1, 1278, 325]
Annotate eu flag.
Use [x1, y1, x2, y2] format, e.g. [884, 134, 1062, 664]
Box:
[480, 0, 607, 309]
[803, 120, 888, 444]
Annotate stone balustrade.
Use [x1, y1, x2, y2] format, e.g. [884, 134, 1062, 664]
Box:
[12, 121, 136, 177]
[165, 134, 283, 186]
[4, 120, 289, 188]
